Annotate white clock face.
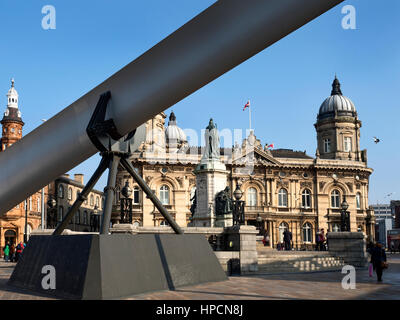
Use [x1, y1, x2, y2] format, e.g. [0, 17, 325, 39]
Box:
[355, 175, 360, 181]
[332, 174, 338, 180]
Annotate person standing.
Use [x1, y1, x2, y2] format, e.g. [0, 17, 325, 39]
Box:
[370, 242, 387, 282]
[283, 229, 291, 250]
[3, 243, 10, 262]
[15, 242, 23, 262]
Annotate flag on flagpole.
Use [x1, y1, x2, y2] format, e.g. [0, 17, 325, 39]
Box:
[243, 100, 250, 111]
[267, 143, 274, 149]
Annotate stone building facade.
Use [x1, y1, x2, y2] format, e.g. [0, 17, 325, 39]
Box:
[47, 174, 104, 232]
[0, 80, 46, 251]
[113, 77, 375, 248]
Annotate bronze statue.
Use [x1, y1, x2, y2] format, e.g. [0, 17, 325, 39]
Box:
[215, 187, 233, 216]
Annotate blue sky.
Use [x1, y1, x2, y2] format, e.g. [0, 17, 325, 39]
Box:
[0, 0, 399, 204]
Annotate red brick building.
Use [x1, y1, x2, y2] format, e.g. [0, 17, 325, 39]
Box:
[0, 79, 47, 253]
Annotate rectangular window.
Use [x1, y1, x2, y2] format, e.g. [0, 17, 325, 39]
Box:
[344, 137, 352, 152]
[323, 138, 331, 153]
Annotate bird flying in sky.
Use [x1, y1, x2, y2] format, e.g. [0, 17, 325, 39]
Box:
[373, 137, 380, 144]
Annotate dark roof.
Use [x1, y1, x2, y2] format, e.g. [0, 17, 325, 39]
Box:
[1, 108, 24, 125]
[271, 149, 313, 159]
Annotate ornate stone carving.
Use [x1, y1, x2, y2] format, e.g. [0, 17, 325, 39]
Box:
[346, 183, 353, 192]
[300, 182, 313, 189]
[319, 181, 326, 191]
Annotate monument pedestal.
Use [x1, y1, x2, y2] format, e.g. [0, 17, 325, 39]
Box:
[192, 159, 228, 227]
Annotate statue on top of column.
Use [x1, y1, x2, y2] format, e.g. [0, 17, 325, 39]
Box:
[202, 118, 220, 161]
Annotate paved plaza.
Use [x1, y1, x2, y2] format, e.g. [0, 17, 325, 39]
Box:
[0, 255, 399, 300]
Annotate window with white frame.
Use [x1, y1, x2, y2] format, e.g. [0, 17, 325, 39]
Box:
[37, 197, 41, 212]
[324, 138, 331, 153]
[302, 223, 312, 242]
[301, 189, 311, 208]
[247, 187, 257, 207]
[29, 196, 32, 210]
[356, 192, 361, 209]
[331, 190, 340, 208]
[344, 137, 352, 152]
[58, 185, 64, 198]
[68, 187, 73, 200]
[278, 189, 288, 207]
[90, 195, 94, 206]
[160, 185, 170, 205]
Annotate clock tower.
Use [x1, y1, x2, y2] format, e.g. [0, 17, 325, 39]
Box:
[1, 79, 24, 151]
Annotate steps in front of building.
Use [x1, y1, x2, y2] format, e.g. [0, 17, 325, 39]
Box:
[256, 251, 345, 274]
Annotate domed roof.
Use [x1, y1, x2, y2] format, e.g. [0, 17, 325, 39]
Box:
[318, 76, 357, 120]
[165, 112, 187, 144]
[2, 78, 23, 124]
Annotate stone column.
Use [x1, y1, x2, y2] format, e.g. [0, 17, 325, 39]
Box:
[224, 225, 258, 274]
[193, 160, 229, 227]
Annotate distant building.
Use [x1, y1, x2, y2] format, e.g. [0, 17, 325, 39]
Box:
[391, 200, 400, 229]
[0, 79, 47, 252]
[47, 174, 104, 232]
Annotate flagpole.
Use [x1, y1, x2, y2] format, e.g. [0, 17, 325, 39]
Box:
[249, 104, 252, 132]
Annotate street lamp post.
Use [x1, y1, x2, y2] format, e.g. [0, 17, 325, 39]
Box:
[24, 199, 28, 243]
[232, 180, 245, 226]
[46, 197, 57, 229]
[340, 196, 350, 232]
[256, 213, 263, 235]
[120, 181, 133, 224]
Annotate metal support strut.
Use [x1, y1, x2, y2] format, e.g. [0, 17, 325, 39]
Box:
[53, 92, 183, 236]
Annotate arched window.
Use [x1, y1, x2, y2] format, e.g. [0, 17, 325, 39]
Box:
[160, 185, 170, 205]
[331, 190, 340, 208]
[37, 196, 41, 212]
[90, 195, 94, 206]
[247, 187, 257, 207]
[301, 189, 311, 208]
[133, 186, 140, 204]
[356, 193, 361, 209]
[303, 223, 312, 242]
[278, 222, 289, 242]
[58, 206, 64, 222]
[278, 189, 288, 207]
[29, 196, 32, 211]
[160, 220, 169, 227]
[96, 197, 100, 208]
[68, 187, 73, 201]
[332, 223, 340, 232]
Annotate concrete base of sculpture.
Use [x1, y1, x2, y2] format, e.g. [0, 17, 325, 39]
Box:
[327, 232, 367, 268]
[8, 234, 227, 299]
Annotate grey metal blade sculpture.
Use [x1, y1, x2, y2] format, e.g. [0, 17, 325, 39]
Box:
[0, 0, 343, 215]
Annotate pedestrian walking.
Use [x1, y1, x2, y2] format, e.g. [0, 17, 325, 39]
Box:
[15, 241, 24, 262]
[3, 243, 10, 262]
[370, 242, 387, 282]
